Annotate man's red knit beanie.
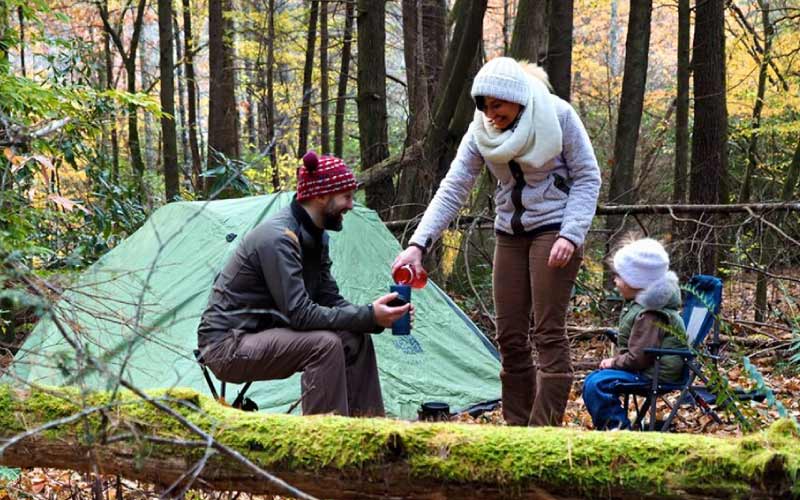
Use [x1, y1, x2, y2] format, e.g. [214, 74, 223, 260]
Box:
[296, 150, 358, 201]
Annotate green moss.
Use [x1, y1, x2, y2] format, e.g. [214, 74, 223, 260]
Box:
[2, 385, 799, 498]
[766, 418, 800, 439]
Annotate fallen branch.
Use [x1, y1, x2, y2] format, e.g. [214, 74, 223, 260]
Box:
[721, 262, 800, 284]
[382, 203, 800, 231]
[724, 317, 795, 334]
[0, 387, 798, 499]
[598, 202, 800, 215]
[0, 116, 73, 147]
[355, 143, 422, 189]
[568, 325, 614, 341]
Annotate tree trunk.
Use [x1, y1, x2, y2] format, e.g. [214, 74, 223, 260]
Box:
[266, 0, 278, 188]
[689, 0, 728, 275]
[546, 0, 572, 101]
[207, 0, 240, 196]
[357, 0, 393, 214]
[183, 0, 203, 193]
[0, 0, 8, 69]
[159, 0, 180, 202]
[604, 0, 651, 286]
[508, 0, 547, 63]
[446, 53, 484, 168]
[739, 0, 772, 204]
[607, 0, 651, 206]
[421, 0, 446, 106]
[608, 0, 621, 78]
[355, 0, 487, 194]
[16, 6, 23, 76]
[97, 0, 148, 200]
[502, 0, 511, 53]
[173, 9, 190, 178]
[245, 60, 257, 150]
[673, 0, 690, 204]
[782, 138, 800, 201]
[743, 1, 774, 323]
[395, 0, 432, 219]
[333, 0, 354, 158]
[126, 60, 146, 198]
[140, 30, 155, 174]
[428, 0, 487, 184]
[103, 10, 120, 184]
[319, 0, 330, 155]
[298, 0, 319, 157]
[0, 388, 798, 500]
[401, 0, 428, 144]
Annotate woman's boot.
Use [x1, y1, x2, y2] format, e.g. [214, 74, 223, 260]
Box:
[500, 366, 536, 426]
[529, 371, 573, 426]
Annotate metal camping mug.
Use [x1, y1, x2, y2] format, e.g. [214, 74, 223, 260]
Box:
[389, 284, 411, 335]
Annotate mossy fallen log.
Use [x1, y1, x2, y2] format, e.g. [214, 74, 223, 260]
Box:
[0, 386, 798, 499]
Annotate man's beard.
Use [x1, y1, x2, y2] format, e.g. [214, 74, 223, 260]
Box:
[322, 205, 345, 231]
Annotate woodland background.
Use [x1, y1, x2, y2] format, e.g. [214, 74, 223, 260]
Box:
[0, 0, 800, 496]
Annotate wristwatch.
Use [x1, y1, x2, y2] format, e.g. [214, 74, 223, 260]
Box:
[409, 242, 427, 256]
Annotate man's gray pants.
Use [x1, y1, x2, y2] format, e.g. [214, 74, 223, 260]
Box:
[202, 328, 385, 417]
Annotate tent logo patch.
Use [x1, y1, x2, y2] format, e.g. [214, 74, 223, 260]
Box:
[393, 335, 423, 355]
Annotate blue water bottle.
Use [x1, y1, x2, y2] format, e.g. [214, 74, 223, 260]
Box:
[389, 284, 412, 335]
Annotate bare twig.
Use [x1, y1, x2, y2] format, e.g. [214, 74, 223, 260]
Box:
[462, 212, 495, 330]
[159, 434, 215, 498]
[721, 262, 800, 284]
[12, 265, 318, 500]
[744, 207, 800, 246]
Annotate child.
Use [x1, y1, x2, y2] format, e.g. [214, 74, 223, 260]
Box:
[582, 238, 687, 430]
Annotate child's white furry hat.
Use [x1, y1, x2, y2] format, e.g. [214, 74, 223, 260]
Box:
[612, 238, 669, 290]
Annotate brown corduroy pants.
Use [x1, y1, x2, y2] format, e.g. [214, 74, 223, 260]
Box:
[493, 231, 582, 425]
[202, 328, 385, 417]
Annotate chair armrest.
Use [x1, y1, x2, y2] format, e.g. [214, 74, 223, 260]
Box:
[643, 347, 695, 358]
[603, 329, 619, 344]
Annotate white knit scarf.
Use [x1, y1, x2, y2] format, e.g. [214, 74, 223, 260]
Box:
[471, 74, 562, 167]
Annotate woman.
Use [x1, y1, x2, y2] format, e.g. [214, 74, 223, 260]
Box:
[393, 57, 601, 426]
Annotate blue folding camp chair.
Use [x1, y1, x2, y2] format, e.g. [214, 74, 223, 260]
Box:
[608, 275, 751, 431]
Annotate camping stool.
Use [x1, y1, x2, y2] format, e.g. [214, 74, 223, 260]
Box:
[192, 349, 259, 411]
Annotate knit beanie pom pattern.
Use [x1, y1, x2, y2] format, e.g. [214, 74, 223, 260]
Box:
[296, 150, 357, 201]
[612, 238, 670, 290]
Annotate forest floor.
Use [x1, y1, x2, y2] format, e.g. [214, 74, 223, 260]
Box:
[452, 267, 800, 434]
[1, 269, 798, 498]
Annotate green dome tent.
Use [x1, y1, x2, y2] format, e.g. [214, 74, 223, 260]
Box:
[10, 193, 501, 419]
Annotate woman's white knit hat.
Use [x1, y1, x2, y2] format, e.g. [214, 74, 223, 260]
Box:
[612, 238, 670, 290]
[470, 57, 530, 106]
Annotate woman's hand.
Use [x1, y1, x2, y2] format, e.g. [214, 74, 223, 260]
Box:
[548, 237, 576, 268]
[392, 246, 424, 274]
[599, 357, 615, 369]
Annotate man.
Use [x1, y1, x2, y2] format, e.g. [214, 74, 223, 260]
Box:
[197, 151, 410, 416]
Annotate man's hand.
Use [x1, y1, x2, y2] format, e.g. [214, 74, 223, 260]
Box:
[548, 237, 576, 268]
[372, 292, 412, 328]
[392, 246, 424, 275]
[599, 357, 615, 369]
